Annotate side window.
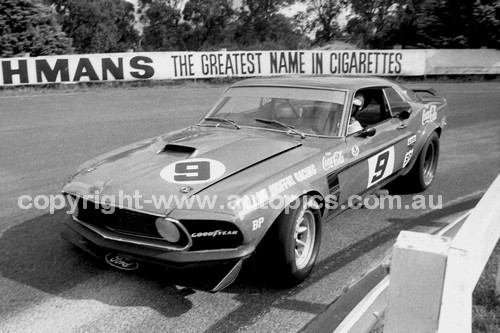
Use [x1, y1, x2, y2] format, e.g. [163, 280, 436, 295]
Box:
[351, 88, 389, 128]
[384, 87, 410, 116]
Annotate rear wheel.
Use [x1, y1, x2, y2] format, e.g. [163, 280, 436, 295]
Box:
[271, 196, 322, 285]
[407, 132, 440, 191]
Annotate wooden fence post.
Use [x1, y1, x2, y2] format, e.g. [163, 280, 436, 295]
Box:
[385, 231, 451, 333]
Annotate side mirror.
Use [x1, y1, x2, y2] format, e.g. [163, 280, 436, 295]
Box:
[392, 102, 411, 118]
[398, 110, 411, 120]
[359, 127, 376, 137]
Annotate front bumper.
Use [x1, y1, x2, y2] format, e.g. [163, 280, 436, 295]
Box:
[62, 216, 253, 291]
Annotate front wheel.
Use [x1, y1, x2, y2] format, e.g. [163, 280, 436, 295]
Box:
[407, 132, 440, 191]
[272, 196, 322, 285]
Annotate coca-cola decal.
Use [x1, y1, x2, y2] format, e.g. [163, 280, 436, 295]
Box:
[322, 151, 345, 170]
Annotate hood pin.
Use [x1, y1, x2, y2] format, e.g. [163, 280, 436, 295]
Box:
[180, 186, 193, 193]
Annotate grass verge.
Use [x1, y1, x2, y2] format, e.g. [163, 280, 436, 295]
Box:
[472, 242, 500, 333]
[0, 75, 497, 96]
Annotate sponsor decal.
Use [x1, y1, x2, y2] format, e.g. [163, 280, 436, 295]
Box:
[367, 146, 395, 188]
[252, 217, 265, 231]
[237, 171, 303, 210]
[422, 105, 437, 125]
[234, 164, 320, 211]
[322, 151, 345, 170]
[403, 149, 414, 168]
[240, 189, 270, 210]
[160, 158, 225, 184]
[440, 116, 447, 128]
[407, 135, 416, 147]
[191, 230, 238, 238]
[268, 175, 296, 197]
[105, 254, 139, 271]
[293, 164, 317, 182]
[351, 145, 360, 157]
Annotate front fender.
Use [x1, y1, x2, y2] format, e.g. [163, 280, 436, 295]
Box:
[239, 183, 326, 249]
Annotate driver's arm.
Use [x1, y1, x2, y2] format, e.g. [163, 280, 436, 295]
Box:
[347, 118, 363, 135]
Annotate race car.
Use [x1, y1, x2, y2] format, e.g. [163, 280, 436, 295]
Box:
[62, 76, 447, 291]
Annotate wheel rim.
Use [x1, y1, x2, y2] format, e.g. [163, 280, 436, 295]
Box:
[423, 141, 436, 185]
[294, 210, 316, 270]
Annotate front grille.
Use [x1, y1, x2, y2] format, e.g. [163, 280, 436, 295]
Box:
[71, 197, 241, 251]
[76, 199, 162, 239]
[181, 220, 243, 251]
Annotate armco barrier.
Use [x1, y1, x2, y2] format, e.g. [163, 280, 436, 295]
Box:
[0, 49, 498, 86]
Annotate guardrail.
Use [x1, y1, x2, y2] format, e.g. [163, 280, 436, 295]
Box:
[331, 174, 500, 333]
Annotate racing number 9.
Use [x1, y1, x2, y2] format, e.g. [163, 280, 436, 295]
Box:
[371, 151, 389, 184]
[174, 161, 210, 182]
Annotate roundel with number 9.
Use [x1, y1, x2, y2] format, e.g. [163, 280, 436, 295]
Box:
[160, 158, 226, 184]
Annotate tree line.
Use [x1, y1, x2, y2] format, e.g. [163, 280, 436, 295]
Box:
[1, 0, 498, 58]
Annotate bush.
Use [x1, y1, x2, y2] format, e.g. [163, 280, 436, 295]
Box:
[0, 0, 73, 58]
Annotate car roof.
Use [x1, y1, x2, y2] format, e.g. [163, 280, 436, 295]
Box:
[231, 75, 396, 91]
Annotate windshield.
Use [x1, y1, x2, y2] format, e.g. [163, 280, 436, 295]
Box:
[201, 86, 347, 137]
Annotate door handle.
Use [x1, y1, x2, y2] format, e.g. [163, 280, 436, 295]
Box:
[397, 124, 407, 130]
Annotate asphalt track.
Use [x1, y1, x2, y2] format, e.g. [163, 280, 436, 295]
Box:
[1, 82, 499, 332]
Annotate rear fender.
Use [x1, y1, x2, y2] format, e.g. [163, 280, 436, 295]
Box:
[401, 123, 441, 176]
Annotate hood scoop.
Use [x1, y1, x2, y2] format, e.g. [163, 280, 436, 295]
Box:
[158, 144, 196, 157]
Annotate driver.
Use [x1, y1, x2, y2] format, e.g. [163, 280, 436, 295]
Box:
[347, 93, 364, 135]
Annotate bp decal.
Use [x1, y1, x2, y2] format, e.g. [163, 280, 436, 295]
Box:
[160, 158, 226, 184]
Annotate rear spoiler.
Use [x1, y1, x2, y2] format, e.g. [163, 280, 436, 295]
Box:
[410, 86, 438, 96]
[409, 85, 446, 105]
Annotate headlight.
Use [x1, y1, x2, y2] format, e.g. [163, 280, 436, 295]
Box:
[155, 218, 181, 243]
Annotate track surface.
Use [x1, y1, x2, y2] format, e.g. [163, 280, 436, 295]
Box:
[1, 82, 499, 332]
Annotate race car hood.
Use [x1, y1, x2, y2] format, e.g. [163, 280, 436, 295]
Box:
[63, 126, 302, 213]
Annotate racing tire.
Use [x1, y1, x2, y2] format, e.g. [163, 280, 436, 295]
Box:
[270, 196, 322, 286]
[406, 132, 440, 191]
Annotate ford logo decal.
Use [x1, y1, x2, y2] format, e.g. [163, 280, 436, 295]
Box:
[105, 253, 139, 271]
